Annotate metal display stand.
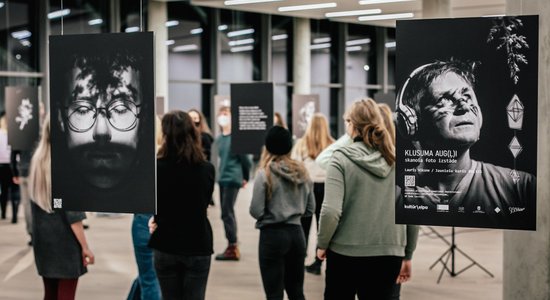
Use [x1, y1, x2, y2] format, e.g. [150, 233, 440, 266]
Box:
[427, 226, 494, 283]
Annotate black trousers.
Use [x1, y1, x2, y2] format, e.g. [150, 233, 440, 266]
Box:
[301, 182, 325, 249]
[324, 250, 402, 300]
[153, 250, 211, 300]
[259, 224, 306, 300]
[0, 163, 19, 221]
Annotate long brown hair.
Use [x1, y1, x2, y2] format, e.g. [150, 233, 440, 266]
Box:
[258, 147, 308, 201]
[157, 110, 205, 164]
[295, 113, 334, 159]
[188, 108, 212, 135]
[349, 98, 395, 165]
[378, 103, 396, 144]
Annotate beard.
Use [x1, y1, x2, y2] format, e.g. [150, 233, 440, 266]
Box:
[68, 142, 138, 189]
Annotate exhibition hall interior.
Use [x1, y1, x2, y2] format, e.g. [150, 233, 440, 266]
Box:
[0, 0, 548, 299]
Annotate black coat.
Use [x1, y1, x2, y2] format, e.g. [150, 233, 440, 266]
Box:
[148, 158, 215, 255]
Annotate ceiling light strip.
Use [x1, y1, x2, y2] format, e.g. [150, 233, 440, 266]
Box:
[313, 37, 331, 44]
[279, 2, 337, 12]
[359, 0, 412, 5]
[225, 0, 282, 5]
[228, 38, 255, 46]
[346, 46, 362, 52]
[310, 43, 331, 50]
[346, 38, 371, 46]
[358, 12, 413, 21]
[173, 44, 199, 52]
[272, 34, 288, 40]
[227, 28, 255, 37]
[48, 9, 70, 19]
[231, 45, 254, 53]
[326, 9, 381, 18]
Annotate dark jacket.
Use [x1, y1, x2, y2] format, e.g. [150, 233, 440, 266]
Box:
[201, 132, 214, 161]
[215, 134, 252, 187]
[148, 158, 215, 256]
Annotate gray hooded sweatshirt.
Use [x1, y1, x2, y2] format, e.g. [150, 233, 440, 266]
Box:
[250, 161, 315, 229]
[317, 141, 419, 260]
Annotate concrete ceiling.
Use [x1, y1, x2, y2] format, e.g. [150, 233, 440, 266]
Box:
[189, 0, 506, 27]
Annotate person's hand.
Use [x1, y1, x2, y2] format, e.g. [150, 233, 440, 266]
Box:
[148, 217, 157, 234]
[317, 248, 327, 261]
[242, 180, 248, 188]
[396, 259, 412, 283]
[82, 248, 95, 267]
[12, 177, 20, 185]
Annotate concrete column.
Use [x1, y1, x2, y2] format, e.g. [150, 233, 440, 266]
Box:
[148, 1, 168, 113]
[375, 27, 388, 93]
[261, 14, 272, 82]
[503, 1, 550, 300]
[422, 0, 451, 18]
[293, 18, 311, 94]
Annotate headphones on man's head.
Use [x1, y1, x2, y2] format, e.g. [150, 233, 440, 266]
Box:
[395, 63, 435, 140]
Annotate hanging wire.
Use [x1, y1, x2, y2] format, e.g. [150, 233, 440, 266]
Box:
[140, 0, 143, 32]
[61, 0, 64, 35]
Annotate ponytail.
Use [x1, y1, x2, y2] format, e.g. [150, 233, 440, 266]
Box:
[349, 99, 395, 165]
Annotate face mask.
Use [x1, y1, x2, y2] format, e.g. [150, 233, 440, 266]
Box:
[217, 115, 230, 127]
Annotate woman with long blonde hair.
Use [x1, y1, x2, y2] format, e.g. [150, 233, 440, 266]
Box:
[316, 98, 419, 299]
[29, 117, 95, 300]
[290, 112, 334, 275]
[250, 126, 315, 300]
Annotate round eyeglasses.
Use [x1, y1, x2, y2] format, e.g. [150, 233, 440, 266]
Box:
[66, 100, 140, 132]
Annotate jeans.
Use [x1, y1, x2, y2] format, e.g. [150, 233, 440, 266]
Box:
[259, 224, 306, 300]
[219, 186, 240, 244]
[0, 163, 19, 222]
[324, 250, 402, 300]
[127, 214, 161, 300]
[154, 250, 211, 300]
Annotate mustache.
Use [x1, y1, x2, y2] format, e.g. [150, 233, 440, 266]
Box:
[70, 142, 137, 156]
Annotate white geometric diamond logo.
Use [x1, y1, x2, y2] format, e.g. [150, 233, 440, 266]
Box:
[495, 207, 501, 213]
[510, 169, 521, 184]
[508, 136, 523, 158]
[507, 94, 524, 130]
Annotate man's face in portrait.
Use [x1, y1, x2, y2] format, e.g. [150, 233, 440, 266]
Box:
[420, 71, 483, 148]
[63, 63, 141, 189]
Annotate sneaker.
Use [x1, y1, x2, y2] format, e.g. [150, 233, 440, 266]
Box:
[215, 244, 240, 261]
[305, 260, 322, 275]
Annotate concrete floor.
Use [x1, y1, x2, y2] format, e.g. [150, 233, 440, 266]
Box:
[0, 182, 503, 299]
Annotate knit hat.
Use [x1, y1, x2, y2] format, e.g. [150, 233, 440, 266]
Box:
[265, 126, 293, 155]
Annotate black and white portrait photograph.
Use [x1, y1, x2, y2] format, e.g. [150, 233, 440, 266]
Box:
[49, 32, 156, 214]
[292, 94, 319, 139]
[394, 16, 538, 230]
[5, 86, 40, 151]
